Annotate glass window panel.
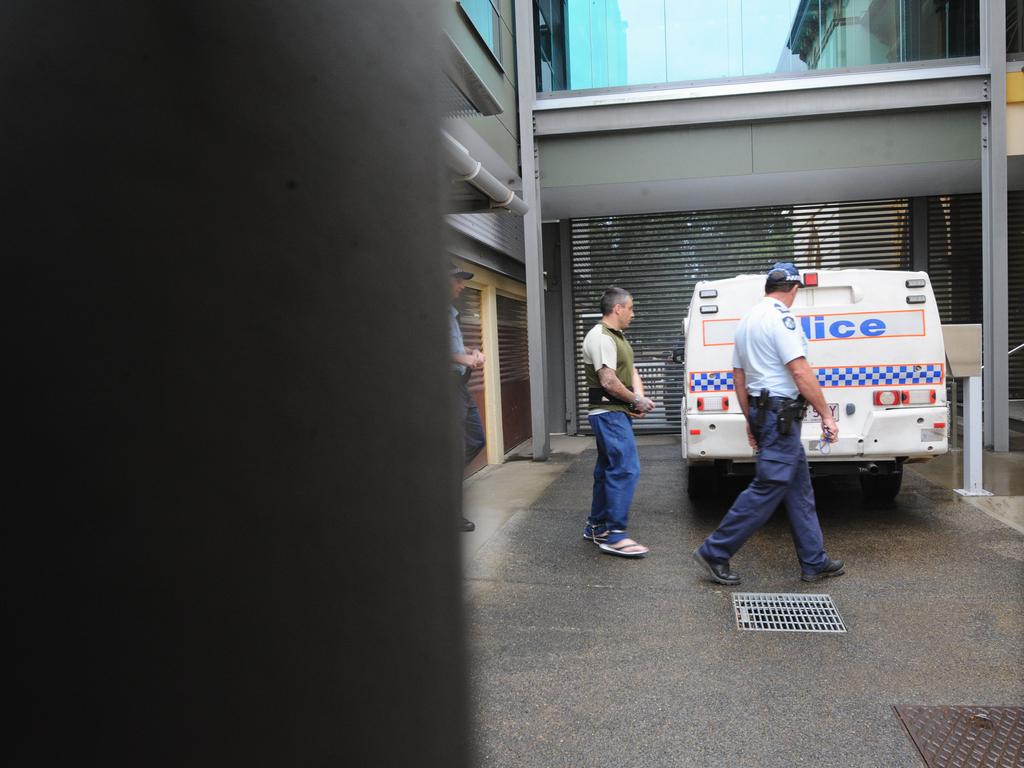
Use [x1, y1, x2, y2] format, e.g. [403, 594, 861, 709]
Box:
[567, 0, 594, 88]
[460, 0, 501, 60]
[1011, 0, 1024, 56]
[543, 0, 980, 93]
[751, 0, 806, 75]
[665, 0, 730, 81]
[617, 0, 668, 86]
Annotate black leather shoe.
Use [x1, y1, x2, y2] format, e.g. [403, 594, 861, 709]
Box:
[801, 557, 845, 582]
[460, 517, 476, 533]
[692, 548, 740, 585]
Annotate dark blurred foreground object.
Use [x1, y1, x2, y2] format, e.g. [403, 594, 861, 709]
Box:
[5, 2, 467, 765]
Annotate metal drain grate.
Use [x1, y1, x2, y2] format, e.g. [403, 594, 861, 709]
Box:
[894, 705, 1024, 768]
[732, 593, 846, 633]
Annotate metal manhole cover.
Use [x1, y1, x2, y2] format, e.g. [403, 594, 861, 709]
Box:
[732, 592, 846, 633]
[894, 705, 1024, 768]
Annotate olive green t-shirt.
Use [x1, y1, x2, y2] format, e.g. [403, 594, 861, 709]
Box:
[582, 322, 635, 414]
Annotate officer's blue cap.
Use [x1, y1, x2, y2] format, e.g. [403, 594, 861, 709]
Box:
[767, 262, 804, 286]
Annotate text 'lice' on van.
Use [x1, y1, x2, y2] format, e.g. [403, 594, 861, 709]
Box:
[682, 269, 949, 501]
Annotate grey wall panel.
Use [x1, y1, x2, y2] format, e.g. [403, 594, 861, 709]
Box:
[539, 108, 981, 192]
[539, 125, 753, 187]
[752, 109, 980, 173]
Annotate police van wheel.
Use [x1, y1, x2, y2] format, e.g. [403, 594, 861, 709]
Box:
[686, 464, 718, 501]
[859, 470, 902, 501]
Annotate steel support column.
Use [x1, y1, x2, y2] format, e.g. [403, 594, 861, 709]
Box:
[515, 0, 550, 460]
[981, 0, 1009, 451]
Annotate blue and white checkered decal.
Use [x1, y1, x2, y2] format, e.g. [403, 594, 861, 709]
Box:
[689, 363, 944, 393]
[689, 371, 734, 392]
[815, 364, 944, 388]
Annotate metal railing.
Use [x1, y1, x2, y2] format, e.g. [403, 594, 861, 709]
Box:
[949, 343, 1023, 451]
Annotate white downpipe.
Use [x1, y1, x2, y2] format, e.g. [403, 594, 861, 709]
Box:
[441, 131, 528, 216]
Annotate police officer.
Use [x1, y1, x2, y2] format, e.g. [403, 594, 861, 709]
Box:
[449, 263, 486, 532]
[692, 263, 844, 585]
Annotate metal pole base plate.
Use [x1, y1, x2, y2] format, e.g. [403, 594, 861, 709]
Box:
[954, 488, 995, 497]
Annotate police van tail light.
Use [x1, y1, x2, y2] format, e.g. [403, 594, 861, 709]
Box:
[697, 396, 729, 411]
[902, 389, 936, 405]
[873, 390, 901, 407]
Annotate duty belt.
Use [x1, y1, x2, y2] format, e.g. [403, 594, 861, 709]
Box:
[748, 389, 807, 434]
[747, 391, 799, 410]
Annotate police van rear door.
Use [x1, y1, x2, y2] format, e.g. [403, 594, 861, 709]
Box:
[791, 269, 945, 457]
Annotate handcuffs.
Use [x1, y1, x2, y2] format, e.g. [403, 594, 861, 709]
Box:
[817, 425, 835, 455]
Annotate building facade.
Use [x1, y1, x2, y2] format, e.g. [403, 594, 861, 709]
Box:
[512, 0, 1023, 452]
[441, 1, 536, 469]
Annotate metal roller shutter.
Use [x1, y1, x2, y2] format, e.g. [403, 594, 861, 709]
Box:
[457, 287, 487, 475]
[497, 295, 531, 453]
[1009, 192, 1024, 401]
[458, 287, 485, 393]
[570, 199, 912, 433]
[928, 192, 1024, 400]
[927, 195, 983, 326]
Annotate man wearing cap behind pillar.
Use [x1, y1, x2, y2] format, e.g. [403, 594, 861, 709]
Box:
[450, 263, 486, 532]
[692, 262, 844, 585]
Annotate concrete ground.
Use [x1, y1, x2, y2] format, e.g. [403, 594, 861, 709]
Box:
[461, 435, 1024, 767]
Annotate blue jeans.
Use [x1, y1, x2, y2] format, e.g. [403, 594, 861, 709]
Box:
[588, 411, 640, 545]
[699, 400, 828, 574]
[456, 375, 485, 466]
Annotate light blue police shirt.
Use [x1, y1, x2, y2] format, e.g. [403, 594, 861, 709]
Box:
[731, 297, 808, 399]
[450, 305, 467, 374]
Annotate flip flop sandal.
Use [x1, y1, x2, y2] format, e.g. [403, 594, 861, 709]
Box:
[583, 522, 609, 542]
[598, 537, 649, 558]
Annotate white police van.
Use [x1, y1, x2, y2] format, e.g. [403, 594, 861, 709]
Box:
[681, 268, 949, 501]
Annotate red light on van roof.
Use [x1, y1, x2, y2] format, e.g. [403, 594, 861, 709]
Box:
[802, 272, 819, 287]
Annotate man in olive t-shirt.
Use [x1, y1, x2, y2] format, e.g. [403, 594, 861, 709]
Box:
[580, 286, 655, 558]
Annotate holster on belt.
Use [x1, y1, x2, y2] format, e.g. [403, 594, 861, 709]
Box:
[777, 396, 807, 436]
[753, 389, 769, 427]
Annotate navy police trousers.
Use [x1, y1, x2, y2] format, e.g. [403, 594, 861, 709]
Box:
[698, 400, 828, 576]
